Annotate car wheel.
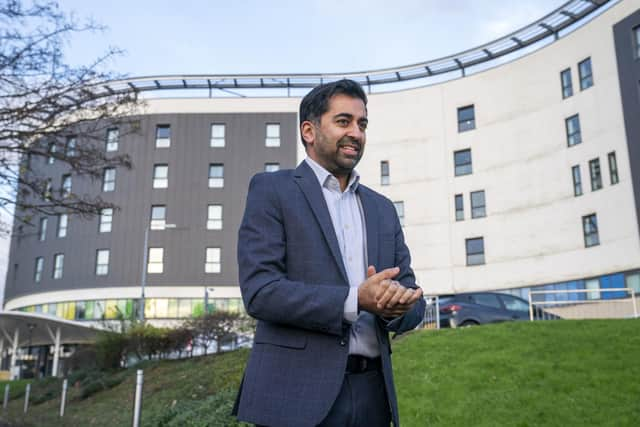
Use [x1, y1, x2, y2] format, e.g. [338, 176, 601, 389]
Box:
[460, 320, 479, 327]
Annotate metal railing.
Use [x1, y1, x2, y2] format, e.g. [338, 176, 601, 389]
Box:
[528, 288, 638, 321]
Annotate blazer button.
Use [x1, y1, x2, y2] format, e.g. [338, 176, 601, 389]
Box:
[339, 339, 346, 346]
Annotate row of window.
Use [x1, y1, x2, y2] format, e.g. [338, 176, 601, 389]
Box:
[32, 246, 223, 282]
[503, 270, 640, 303]
[17, 297, 244, 321]
[464, 212, 601, 266]
[36, 202, 225, 242]
[45, 123, 282, 164]
[560, 57, 593, 99]
[571, 152, 618, 197]
[98, 162, 281, 193]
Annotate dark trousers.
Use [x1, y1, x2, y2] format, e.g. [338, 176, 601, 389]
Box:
[317, 369, 391, 427]
[256, 369, 391, 427]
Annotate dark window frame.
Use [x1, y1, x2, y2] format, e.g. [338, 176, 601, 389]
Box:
[455, 194, 464, 221]
[572, 165, 583, 196]
[470, 190, 486, 219]
[560, 68, 573, 99]
[565, 114, 582, 146]
[457, 105, 476, 132]
[589, 158, 602, 191]
[466, 237, 485, 266]
[607, 151, 619, 185]
[380, 160, 390, 185]
[578, 57, 593, 90]
[582, 214, 599, 247]
[454, 149, 472, 176]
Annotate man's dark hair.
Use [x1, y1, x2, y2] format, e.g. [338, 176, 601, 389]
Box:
[299, 79, 368, 147]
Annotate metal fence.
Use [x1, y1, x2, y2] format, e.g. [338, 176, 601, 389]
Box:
[420, 296, 441, 330]
[528, 288, 638, 321]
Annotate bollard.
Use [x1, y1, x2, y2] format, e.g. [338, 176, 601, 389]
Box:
[132, 369, 143, 427]
[23, 383, 30, 414]
[60, 378, 68, 417]
[3, 384, 9, 410]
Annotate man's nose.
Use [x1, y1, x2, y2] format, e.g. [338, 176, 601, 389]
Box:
[345, 123, 365, 141]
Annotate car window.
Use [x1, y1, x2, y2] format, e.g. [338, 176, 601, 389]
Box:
[500, 295, 529, 312]
[469, 294, 501, 309]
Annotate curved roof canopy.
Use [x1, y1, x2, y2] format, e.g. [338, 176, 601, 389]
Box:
[0, 311, 106, 347]
[99, 0, 613, 97]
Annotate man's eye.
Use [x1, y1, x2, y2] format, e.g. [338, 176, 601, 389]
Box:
[336, 119, 349, 126]
[359, 122, 368, 131]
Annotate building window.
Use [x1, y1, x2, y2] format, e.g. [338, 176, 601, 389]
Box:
[103, 168, 116, 192]
[265, 123, 281, 147]
[61, 174, 72, 197]
[153, 164, 168, 189]
[560, 68, 573, 99]
[470, 190, 486, 219]
[65, 137, 76, 157]
[608, 152, 619, 185]
[99, 208, 113, 233]
[208, 164, 224, 188]
[454, 149, 472, 176]
[265, 163, 280, 172]
[634, 26, 640, 59]
[57, 214, 68, 238]
[205, 247, 221, 273]
[44, 179, 52, 200]
[155, 125, 171, 148]
[38, 217, 48, 241]
[582, 214, 599, 247]
[210, 124, 225, 147]
[393, 201, 405, 226]
[106, 128, 119, 152]
[572, 165, 583, 196]
[207, 204, 223, 230]
[47, 142, 56, 164]
[53, 253, 64, 279]
[565, 115, 581, 146]
[589, 158, 602, 191]
[34, 257, 44, 283]
[455, 194, 464, 221]
[578, 57, 593, 90]
[380, 161, 390, 185]
[150, 205, 166, 230]
[457, 105, 475, 132]
[466, 237, 485, 266]
[147, 248, 164, 274]
[96, 249, 110, 276]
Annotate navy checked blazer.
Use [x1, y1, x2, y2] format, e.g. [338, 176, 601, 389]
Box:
[233, 161, 425, 427]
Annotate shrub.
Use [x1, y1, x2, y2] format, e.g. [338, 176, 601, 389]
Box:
[143, 389, 249, 427]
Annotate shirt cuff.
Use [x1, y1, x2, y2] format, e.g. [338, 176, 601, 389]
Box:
[344, 287, 358, 323]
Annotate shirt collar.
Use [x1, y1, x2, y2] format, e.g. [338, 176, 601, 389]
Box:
[305, 156, 360, 193]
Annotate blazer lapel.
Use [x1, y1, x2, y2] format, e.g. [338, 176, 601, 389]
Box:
[358, 186, 379, 270]
[294, 162, 349, 284]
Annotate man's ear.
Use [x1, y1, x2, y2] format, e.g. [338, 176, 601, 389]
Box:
[301, 121, 315, 147]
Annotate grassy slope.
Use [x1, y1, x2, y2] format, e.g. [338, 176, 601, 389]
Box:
[0, 319, 638, 426]
[394, 319, 640, 427]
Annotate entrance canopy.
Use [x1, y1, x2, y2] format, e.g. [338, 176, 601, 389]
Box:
[0, 311, 105, 347]
[0, 311, 110, 379]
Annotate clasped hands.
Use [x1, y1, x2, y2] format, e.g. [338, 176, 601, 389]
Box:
[358, 266, 423, 318]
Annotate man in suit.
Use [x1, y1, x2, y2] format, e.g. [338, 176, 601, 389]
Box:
[234, 79, 425, 427]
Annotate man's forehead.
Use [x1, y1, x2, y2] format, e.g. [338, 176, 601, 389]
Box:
[325, 94, 367, 117]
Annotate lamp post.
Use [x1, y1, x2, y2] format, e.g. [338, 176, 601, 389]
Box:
[204, 287, 215, 314]
[139, 223, 177, 322]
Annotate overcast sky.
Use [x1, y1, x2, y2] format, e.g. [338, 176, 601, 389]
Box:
[0, 0, 568, 303]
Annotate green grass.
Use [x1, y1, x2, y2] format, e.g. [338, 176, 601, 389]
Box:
[394, 319, 640, 426]
[0, 320, 638, 426]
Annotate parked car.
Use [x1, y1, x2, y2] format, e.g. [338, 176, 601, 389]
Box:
[433, 292, 559, 328]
